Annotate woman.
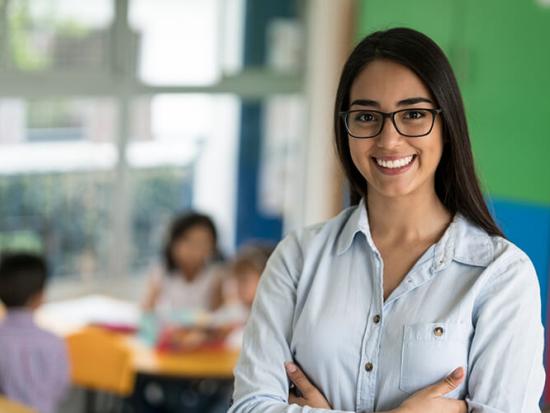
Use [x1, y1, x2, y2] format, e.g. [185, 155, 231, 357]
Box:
[143, 211, 223, 314]
[229, 28, 545, 412]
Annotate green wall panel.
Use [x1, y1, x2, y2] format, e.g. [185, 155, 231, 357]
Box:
[357, 0, 550, 204]
[357, 0, 455, 48]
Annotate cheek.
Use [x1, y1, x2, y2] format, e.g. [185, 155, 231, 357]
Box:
[349, 139, 368, 170]
[172, 244, 189, 261]
[419, 134, 444, 170]
[348, 140, 373, 174]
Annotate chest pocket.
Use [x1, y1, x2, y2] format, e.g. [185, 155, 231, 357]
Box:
[400, 322, 471, 396]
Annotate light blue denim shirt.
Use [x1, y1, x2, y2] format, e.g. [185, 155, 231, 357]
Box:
[229, 199, 545, 413]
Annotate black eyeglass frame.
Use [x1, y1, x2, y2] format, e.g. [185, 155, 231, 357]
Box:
[339, 108, 443, 139]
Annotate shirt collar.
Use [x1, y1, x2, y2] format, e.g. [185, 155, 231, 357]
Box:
[2, 308, 35, 326]
[336, 198, 494, 270]
[431, 212, 495, 272]
[336, 198, 378, 255]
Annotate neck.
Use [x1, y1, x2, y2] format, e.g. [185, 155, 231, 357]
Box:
[367, 187, 451, 245]
[179, 265, 201, 282]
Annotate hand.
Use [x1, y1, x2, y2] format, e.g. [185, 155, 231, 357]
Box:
[398, 367, 468, 413]
[285, 362, 331, 409]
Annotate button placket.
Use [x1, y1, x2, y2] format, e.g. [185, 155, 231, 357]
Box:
[356, 251, 384, 411]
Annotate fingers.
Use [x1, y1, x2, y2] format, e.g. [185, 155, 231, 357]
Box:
[441, 400, 468, 413]
[288, 393, 305, 407]
[457, 400, 468, 413]
[429, 367, 466, 397]
[285, 362, 316, 396]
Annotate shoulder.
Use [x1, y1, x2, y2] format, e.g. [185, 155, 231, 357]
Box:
[453, 214, 531, 269]
[265, 205, 358, 278]
[36, 324, 67, 349]
[201, 263, 226, 286]
[282, 204, 359, 252]
[4, 321, 67, 351]
[147, 264, 168, 284]
[453, 215, 538, 287]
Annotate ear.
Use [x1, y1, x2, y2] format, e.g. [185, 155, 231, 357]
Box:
[27, 291, 44, 310]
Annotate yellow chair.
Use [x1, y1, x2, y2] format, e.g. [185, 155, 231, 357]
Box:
[66, 326, 135, 405]
[0, 396, 36, 413]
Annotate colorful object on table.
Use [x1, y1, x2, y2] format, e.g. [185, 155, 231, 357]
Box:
[90, 322, 138, 334]
[137, 309, 242, 353]
[155, 325, 238, 353]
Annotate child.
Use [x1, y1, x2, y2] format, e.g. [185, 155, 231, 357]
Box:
[153, 244, 273, 352]
[217, 243, 274, 348]
[0, 252, 70, 413]
[143, 212, 225, 316]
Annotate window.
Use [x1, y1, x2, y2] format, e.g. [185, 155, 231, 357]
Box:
[0, 0, 303, 288]
[127, 94, 239, 272]
[0, 97, 117, 277]
[4, 0, 113, 73]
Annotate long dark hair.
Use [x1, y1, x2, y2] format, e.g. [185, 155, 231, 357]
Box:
[163, 211, 220, 273]
[334, 27, 504, 238]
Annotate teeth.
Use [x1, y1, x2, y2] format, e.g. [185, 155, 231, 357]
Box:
[375, 155, 414, 169]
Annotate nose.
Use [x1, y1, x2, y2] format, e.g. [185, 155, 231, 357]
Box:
[376, 116, 403, 150]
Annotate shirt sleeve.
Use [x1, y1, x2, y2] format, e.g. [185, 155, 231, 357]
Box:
[228, 232, 355, 413]
[465, 255, 546, 412]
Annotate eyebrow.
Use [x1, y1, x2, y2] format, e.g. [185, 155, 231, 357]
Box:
[350, 97, 434, 108]
[397, 97, 434, 106]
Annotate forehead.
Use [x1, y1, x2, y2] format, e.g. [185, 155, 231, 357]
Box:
[178, 225, 213, 240]
[349, 59, 432, 103]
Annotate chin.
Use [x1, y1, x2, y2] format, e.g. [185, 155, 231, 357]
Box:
[368, 183, 417, 199]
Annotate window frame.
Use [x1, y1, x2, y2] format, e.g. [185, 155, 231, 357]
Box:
[0, 0, 304, 290]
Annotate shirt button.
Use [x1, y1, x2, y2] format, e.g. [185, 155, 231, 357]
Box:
[373, 315, 381, 324]
[365, 362, 374, 372]
[434, 326, 444, 336]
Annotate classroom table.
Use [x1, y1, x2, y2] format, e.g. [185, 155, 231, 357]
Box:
[129, 338, 239, 379]
[34, 295, 238, 412]
[34, 295, 240, 380]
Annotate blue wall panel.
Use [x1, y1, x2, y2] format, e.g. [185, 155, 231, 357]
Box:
[489, 198, 550, 327]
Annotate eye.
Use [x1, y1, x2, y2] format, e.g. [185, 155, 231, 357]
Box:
[352, 111, 377, 123]
[402, 110, 427, 120]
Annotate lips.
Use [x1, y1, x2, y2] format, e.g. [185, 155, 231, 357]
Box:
[372, 155, 416, 169]
[371, 154, 417, 175]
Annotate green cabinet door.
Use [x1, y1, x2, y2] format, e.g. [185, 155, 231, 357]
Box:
[357, 0, 550, 204]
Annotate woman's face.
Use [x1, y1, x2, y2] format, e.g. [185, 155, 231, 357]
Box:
[347, 59, 444, 200]
[171, 225, 215, 276]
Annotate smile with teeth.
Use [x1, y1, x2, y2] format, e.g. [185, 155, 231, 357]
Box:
[374, 155, 416, 169]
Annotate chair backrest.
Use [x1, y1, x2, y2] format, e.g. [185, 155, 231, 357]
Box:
[66, 326, 135, 396]
[0, 396, 36, 413]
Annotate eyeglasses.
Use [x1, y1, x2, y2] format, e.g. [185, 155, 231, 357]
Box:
[340, 108, 442, 139]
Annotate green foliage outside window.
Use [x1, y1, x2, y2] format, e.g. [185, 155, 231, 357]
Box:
[0, 166, 191, 277]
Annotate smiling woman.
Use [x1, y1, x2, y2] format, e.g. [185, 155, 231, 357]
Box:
[346, 59, 446, 209]
[229, 28, 545, 413]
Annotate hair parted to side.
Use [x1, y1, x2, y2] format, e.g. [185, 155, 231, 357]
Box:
[0, 252, 48, 308]
[334, 27, 504, 238]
